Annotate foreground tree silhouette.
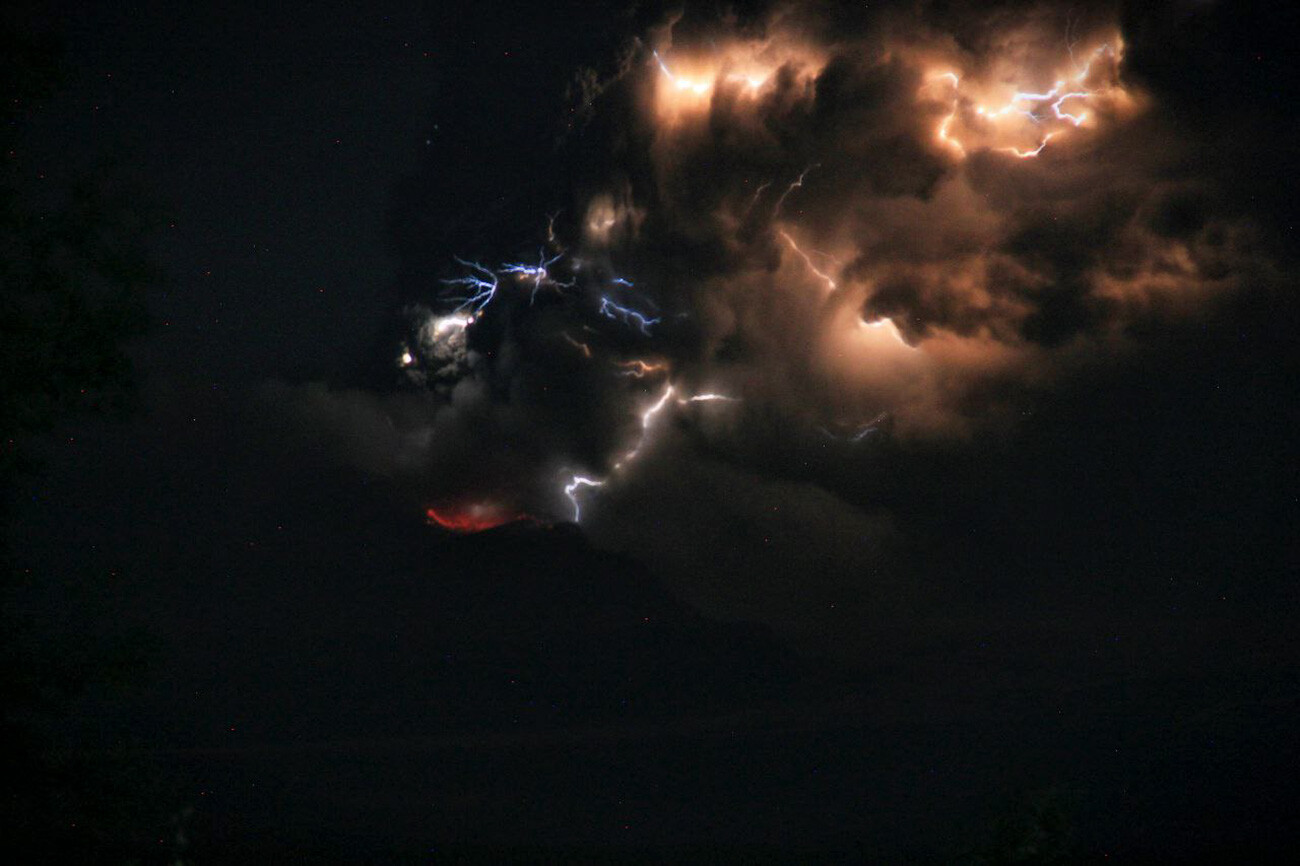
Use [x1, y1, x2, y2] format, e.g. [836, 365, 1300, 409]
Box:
[1, 24, 152, 479]
[1, 17, 179, 863]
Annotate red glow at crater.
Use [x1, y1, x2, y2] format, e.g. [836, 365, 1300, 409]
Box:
[425, 503, 530, 533]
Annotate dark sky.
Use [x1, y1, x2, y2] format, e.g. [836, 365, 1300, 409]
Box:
[4, 1, 1298, 862]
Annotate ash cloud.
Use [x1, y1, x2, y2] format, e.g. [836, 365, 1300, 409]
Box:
[271, 0, 1286, 647]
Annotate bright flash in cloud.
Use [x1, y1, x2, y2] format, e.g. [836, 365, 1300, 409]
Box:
[925, 41, 1129, 159]
[649, 41, 824, 122]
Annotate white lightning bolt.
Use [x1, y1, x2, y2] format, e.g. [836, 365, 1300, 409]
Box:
[931, 41, 1120, 160]
[742, 180, 773, 217]
[563, 476, 605, 522]
[780, 230, 838, 291]
[999, 132, 1056, 159]
[773, 164, 818, 217]
[682, 393, 740, 404]
[561, 382, 739, 522]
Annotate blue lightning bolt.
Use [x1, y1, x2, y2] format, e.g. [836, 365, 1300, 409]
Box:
[818, 412, 887, 443]
[502, 249, 571, 303]
[599, 296, 661, 335]
[441, 258, 499, 314]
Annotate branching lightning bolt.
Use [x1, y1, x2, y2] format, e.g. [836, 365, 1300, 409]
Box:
[502, 249, 571, 303]
[442, 258, 499, 314]
[931, 42, 1120, 160]
[562, 476, 605, 522]
[562, 382, 739, 522]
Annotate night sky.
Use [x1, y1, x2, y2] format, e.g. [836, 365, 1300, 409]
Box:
[3, 1, 1297, 862]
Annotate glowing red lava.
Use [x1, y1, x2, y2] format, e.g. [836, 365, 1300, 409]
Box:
[425, 504, 529, 533]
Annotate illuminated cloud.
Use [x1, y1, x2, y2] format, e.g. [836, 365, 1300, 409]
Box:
[284, 1, 1270, 549]
[400, 307, 475, 386]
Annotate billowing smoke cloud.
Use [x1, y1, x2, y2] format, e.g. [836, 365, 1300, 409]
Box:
[271, 0, 1277, 642]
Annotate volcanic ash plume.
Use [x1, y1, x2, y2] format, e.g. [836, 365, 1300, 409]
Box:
[288, 2, 1263, 545]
